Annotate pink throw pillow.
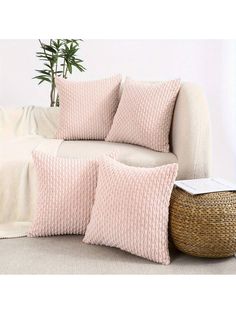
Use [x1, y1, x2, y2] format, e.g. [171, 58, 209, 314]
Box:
[28, 151, 116, 237]
[106, 78, 181, 152]
[56, 74, 122, 140]
[83, 157, 178, 265]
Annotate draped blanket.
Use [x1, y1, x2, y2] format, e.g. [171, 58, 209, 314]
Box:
[0, 106, 61, 238]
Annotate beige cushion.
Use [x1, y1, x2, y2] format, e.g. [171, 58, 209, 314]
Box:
[57, 140, 177, 169]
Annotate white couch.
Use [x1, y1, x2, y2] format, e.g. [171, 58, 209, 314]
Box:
[57, 82, 211, 179]
[0, 82, 211, 227]
[0, 82, 212, 272]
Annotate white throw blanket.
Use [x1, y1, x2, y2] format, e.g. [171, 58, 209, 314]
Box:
[0, 106, 62, 238]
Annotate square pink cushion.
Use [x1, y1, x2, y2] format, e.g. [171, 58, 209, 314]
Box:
[56, 74, 122, 140]
[106, 78, 181, 152]
[28, 151, 116, 237]
[83, 157, 178, 265]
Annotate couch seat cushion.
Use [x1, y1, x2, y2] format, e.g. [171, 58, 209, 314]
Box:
[57, 140, 177, 168]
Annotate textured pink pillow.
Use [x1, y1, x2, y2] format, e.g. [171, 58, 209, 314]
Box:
[83, 157, 178, 265]
[106, 78, 181, 152]
[56, 74, 122, 140]
[28, 151, 116, 237]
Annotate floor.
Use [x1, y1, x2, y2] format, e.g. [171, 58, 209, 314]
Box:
[0, 236, 235, 274]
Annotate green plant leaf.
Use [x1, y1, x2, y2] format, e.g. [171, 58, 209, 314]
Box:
[73, 63, 86, 72]
[36, 69, 51, 75]
[41, 44, 57, 54]
[44, 63, 52, 69]
[33, 75, 51, 83]
[66, 62, 72, 74]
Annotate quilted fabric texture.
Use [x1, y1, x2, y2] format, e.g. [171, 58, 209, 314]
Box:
[106, 78, 181, 152]
[83, 157, 178, 265]
[56, 74, 122, 140]
[28, 151, 116, 237]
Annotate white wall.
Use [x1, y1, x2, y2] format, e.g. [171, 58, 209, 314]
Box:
[0, 39, 235, 182]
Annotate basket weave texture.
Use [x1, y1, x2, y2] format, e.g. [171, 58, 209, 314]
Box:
[170, 187, 236, 258]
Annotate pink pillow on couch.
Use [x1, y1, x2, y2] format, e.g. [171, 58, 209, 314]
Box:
[83, 157, 178, 265]
[106, 78, 181, 152]
[28, 151, 116, 237]
[56, 74, 122, 140]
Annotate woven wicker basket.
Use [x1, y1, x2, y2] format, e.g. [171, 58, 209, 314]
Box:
[170, 187, 236, 258]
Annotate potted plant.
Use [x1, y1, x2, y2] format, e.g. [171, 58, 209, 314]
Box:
[33, 39, 86, 107]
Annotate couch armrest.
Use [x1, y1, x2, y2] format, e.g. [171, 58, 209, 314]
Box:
[171, 82, 211, 179]
[0, 106, 59, 139]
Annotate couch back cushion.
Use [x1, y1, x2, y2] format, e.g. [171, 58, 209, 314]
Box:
[55, 75, 122, 140]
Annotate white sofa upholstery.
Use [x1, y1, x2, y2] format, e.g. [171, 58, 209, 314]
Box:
[171, 82, 211, 179]
[56, 82, 211, 178]
[0, 82, 211, 178]
[0, 82, 211, 227]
